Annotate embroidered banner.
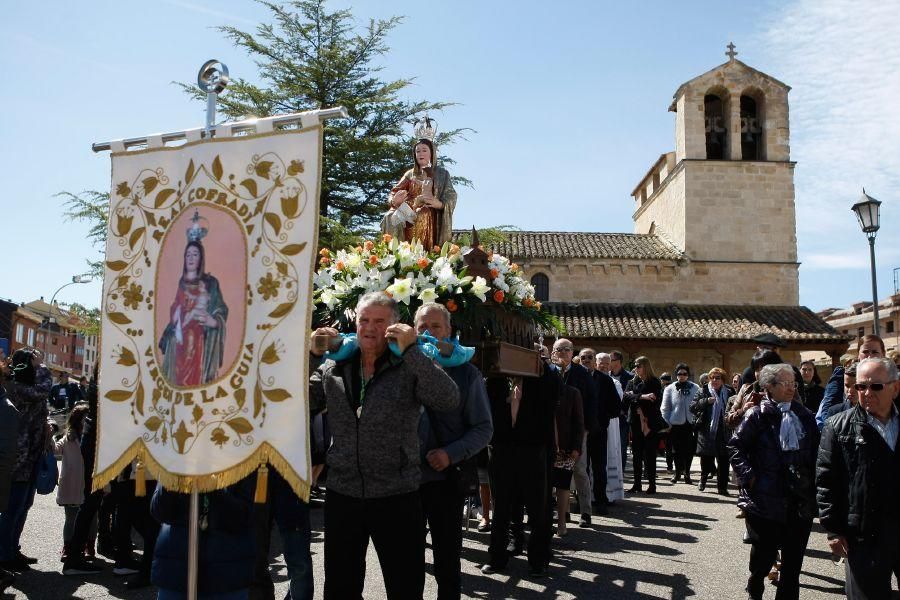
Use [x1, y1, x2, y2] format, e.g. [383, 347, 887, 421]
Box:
[94, 126, 321, 499]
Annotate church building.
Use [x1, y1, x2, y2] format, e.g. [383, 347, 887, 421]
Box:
[472, 46, 847, 375]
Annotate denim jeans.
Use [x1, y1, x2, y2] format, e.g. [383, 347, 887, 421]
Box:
[277, 501, 313, 600]
[0, 480, 37, 560]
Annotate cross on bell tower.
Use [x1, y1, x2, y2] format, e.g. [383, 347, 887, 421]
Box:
[726, 42, 738, 61]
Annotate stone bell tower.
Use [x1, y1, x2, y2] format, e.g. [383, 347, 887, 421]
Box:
[631, 43, 799, 304]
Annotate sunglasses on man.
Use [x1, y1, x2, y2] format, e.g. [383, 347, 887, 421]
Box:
[853, 382, 895, 392]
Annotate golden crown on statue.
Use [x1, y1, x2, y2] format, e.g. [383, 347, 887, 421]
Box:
[414, 115, 437, 141]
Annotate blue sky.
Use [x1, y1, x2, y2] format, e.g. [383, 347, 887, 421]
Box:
[2, 0, 898, 312]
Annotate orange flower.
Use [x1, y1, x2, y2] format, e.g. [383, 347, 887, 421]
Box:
[417, 257, 430, 269]
[320, 256, 331, 266]
[364, 240, 375, 251]
[335, 261, 345, 271]
[368, 255, 379, 266]
[490, 268, 500, 279]
[384, 290, 393, 298]
[319, 248, 331, 258]
[449, 244, 460, 255]
[432, 245, 441, 253]
[523, 297, 534, 307]
[355, 246, 363, 253]
[510, 263, 520, 272]
[535, 301, 542, 310]
[493, 290, 505, 304]
[382, 233, 393, 243]
[446, 299, 458, 312]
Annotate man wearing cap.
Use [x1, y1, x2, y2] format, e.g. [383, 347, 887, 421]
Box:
[741, 333, 786, 386]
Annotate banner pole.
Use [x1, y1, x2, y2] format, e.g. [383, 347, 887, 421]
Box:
[187, 485, 200, 600]
[187, 59, 229, 600]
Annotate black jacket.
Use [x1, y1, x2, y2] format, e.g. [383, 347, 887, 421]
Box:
[623, 376, 665, 433]
[816, 405, 900, 539]
[560, 363, 599, 433]
[729, 398, 819, 523]
[691, 384, 735, 456]
[590, 370, 622, 431]
[488, 366, 558, 448]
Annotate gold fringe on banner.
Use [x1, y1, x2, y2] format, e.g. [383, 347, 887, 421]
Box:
[91, 440, 310, 503]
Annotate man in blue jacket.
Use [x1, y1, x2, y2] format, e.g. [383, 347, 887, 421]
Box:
[415, 303, 492, 600]
[48, 372, 83, 411]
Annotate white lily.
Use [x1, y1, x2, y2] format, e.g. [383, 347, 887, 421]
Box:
[386, 276, 415, 305]
[418, 287, 438, 304]
[469, 276, 490, 302]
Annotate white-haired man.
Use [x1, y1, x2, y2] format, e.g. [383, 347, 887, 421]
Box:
[414, 303, 492, 599]
[817, 357, 900, 599]
[309, 292, 459, 599]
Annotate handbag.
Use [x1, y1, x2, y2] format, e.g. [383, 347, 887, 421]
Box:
[35, 451, 58, 495]
[425, 407, 479, 497]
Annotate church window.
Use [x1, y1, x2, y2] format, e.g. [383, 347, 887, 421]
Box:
[886, 320, 894, 334]
[531, 273, 549, 302]
[740, 95, 763, 160]
[704, 94, 727, 159]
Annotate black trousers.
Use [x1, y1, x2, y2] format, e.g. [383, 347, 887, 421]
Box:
[324, 489, 424, 600]
[487, 444, 550, 569]
[699, 448, 730, 492]
[745, 512, 812, 600]
[421, 479, 464, 600]
[111, 480, 159, 576]
[64, 489, 103, 561]
[668, 423, 695, 479]
[845, 536, 900, 600]
[587, 427, 608, 504]
[630, 423, 659, 488]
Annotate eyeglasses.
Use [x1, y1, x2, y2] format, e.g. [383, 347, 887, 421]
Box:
[775, 381, 797, 388]
[676, 372, 689, 377]
[580, 355, 595, 360]
[853, 382, 895, 392]
[555, 347, 573, 352]
[709, 375, 722, 380]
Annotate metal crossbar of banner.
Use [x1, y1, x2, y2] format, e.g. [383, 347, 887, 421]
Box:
[91, 59, 345, 600]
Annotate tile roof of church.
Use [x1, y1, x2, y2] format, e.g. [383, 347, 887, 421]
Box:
[451, 231, 684, 261]
[545, 302, 848, 344]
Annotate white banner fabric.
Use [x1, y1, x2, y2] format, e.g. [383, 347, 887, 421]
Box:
[94, 127, 321, 499]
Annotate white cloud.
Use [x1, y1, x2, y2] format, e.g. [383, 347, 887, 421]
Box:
[757, 0, 900, 274]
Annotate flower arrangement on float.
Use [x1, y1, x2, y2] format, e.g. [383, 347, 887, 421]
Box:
[312, 234, 558, 331]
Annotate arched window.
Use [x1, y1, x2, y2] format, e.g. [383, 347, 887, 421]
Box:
[740, 95, 763, 160]
[704, 94, 727, 159]
[531, 273, 549, 302]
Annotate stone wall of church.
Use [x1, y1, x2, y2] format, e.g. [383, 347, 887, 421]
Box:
[524, 258, 799, 306]
[633, 166, 686, 248]
[683, 161, 797, 265]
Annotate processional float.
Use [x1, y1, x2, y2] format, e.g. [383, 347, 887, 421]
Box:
[91, 59, 345, 598]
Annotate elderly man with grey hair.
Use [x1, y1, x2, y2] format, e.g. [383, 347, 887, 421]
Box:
[309, 292, 460, 600]
[414, 302, 492, 599]
[729, 363, 818, 600]
[817, 357, 900, 600]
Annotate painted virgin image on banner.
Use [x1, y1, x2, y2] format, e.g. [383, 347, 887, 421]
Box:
[155, 207, 246, 388]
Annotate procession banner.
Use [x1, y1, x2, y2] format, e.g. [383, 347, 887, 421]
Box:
[94, 126, 321, 500]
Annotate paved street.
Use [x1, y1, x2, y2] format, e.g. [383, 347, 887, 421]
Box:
[4, 457, 867, 599]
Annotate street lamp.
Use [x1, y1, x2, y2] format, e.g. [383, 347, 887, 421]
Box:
[42, 274, 93, 365]
[851, 189, 882, 336]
